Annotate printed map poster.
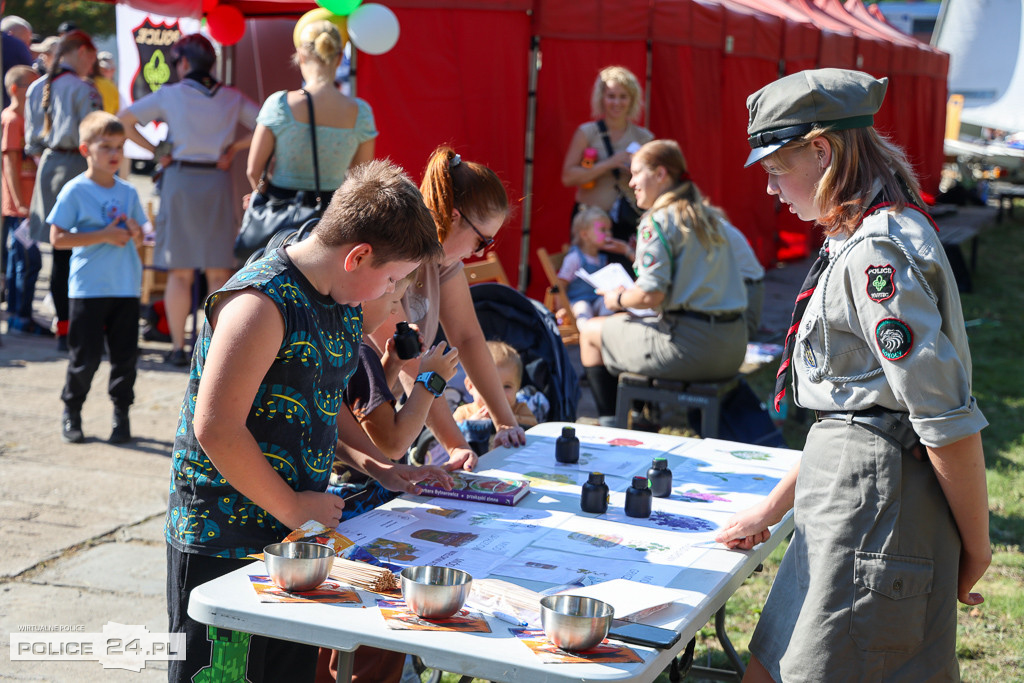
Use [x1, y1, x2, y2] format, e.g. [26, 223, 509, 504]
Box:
[115, 5, 201, 158]
[528, 515, 702, 565]
[390, 498, 573, 533]
[493, 547, 685, 587]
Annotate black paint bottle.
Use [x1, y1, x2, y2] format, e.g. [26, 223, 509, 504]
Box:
[393, 321, 421, 360]
[555, 426, 580, 464]
[580, 472, 609, 514]
[625, 476, 652, 518]
[647, 457, 673, 498]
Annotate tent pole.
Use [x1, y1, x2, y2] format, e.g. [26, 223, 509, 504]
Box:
[349, 47, 358, 97]
[517, 34, 540, 293]
[645, 39, 652, 130]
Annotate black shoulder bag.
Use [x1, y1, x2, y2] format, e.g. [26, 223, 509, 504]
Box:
[597, 119, 643, 243]
[234, 89, 323, 263]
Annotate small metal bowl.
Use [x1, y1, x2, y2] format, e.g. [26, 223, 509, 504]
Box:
[540, 594, 614, 651]
[400, 566, 473, 619]
[264, 542, 334, 592]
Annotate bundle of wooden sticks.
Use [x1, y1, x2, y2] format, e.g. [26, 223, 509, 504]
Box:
[329, 557, 400, 592]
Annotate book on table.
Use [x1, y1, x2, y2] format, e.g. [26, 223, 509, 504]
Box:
[417, 472, 531, 507]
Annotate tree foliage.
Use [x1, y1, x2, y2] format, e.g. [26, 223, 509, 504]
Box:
[11, 0, 117, 40]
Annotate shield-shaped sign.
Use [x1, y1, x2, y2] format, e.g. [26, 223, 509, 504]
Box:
[130, 18, 182, 103]
[865, 264, 896, 303]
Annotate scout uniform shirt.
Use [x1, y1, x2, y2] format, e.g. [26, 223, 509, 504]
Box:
[635, 210, 747, 316]
[23, 66, 101, 156]
[791, 202, 987, 448]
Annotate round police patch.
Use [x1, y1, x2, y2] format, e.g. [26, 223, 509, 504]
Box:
[875, 318, 912, 361]
[866, 264, 896, 303]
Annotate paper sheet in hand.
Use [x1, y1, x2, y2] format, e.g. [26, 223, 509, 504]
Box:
[574, 263, 656, 317]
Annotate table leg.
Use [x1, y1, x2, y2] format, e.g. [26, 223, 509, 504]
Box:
[335, 650, 353, 683]
[715, 606, 745, 677]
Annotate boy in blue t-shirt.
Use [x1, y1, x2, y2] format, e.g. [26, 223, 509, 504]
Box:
[47, 111, 147, 444]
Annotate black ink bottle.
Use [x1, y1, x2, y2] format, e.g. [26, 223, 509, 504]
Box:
[647, 457, 673, 497]
[625, 476, 652, 518]
[580, 472, 609, 514]
[393, 321, 421, 360]
[555, 426, 580, 464]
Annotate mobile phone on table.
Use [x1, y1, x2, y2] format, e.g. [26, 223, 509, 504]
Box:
[608, 622, 681, 649]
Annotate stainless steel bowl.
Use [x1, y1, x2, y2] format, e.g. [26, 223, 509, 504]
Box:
[264, 542, 334, 592]
[540, 594, 614, 651]
[399, 566, 473, 619]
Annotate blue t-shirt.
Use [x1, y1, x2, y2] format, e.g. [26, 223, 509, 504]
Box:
[46, 174, 147, 298]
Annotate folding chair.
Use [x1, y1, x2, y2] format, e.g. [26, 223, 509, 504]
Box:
[536, 245, 579, 345]
[463, 251, 511, 286]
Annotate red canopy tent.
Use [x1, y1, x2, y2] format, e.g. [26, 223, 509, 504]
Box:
[106, 0, 949, 297]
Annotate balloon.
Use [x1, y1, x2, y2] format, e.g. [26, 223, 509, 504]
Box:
[293, 7, 348, 50]
[348, 4, 400, 55]
[317, 0, 362, 16]
[206, 5, 245, 46]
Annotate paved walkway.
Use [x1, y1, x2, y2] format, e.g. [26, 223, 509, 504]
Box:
[0, 174, 993, 678]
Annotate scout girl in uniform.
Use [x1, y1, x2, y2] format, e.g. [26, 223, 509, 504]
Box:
[24, 30, 101, 349]
[715, 68, 990, 682]
[578, 139, 748, 424]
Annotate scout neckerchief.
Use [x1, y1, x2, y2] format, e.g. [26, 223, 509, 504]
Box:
[773, 246, 829, 411]
[182, 70, 221, 97]
[773, 184, 936, 411]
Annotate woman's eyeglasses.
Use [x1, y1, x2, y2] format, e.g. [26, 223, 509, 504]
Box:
[460, 211, 495, 254]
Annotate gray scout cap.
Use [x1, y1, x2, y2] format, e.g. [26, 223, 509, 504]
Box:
[745, 68, 887, 167]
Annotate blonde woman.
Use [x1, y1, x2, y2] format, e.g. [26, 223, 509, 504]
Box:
[246, 19, 376, 205]
[561, 65, 653, 247]
[579, 139, 747, 423]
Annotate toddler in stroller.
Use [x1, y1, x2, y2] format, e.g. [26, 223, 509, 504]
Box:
[411, 282, 580, 464]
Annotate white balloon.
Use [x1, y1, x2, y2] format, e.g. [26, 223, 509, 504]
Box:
[348, 3, 400, 55]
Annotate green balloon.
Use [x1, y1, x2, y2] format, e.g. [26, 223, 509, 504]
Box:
[318, 0, 362, 17]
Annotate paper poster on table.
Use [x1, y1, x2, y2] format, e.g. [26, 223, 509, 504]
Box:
[664, 444, 788, 499]
[598, 493, 735, 543]
[391, 497, 573, 533]
[528, 515, 703, 564]
[493, 547, 686, 586]
[115, 5, 202, 159]
[502, 441, 644, 479]
[670, 438, 801, 473]
[335, 508, 419, 546]
[358, 514, 542, 560]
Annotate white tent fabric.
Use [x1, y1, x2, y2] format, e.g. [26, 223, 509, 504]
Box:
[935, 0, 1024, 132]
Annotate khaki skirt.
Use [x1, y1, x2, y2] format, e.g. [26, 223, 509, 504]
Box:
[154, 163, 237, 270]
[750, 418, 961, 682]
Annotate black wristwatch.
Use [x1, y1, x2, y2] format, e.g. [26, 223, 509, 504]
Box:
[415, 371, 447, 398]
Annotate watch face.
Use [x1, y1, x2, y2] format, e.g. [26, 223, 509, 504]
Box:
[425, 372, 447, 395]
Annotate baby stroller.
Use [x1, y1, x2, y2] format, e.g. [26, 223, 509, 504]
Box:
[410, 282, 580, 463]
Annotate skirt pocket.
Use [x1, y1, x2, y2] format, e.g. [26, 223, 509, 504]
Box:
[851, 551, 933, 653]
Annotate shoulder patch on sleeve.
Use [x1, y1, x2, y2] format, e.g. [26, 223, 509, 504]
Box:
[866, 263, 896, 303]
[641, 252, 655, 267]
[875, 318, 912, 360]
[639, 225, 653, 243]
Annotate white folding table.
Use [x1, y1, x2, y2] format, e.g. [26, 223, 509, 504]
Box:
[188, 422, 798, 682]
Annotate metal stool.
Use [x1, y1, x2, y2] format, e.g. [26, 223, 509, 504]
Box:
[614, 372, 741, 437]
